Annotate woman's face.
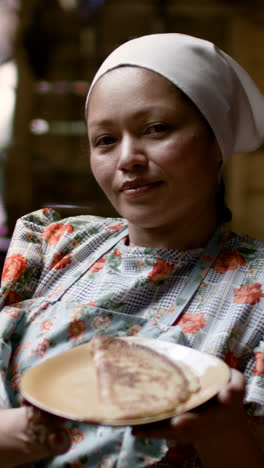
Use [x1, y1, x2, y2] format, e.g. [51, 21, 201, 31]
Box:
[87, 67, 222, 232]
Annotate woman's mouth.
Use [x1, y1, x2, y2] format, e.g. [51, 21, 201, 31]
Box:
[120, 181, 163, 198]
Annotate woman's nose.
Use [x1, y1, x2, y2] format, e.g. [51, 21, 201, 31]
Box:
[117, 134, 147, 171]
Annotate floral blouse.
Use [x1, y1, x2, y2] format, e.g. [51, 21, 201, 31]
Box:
[0, 207, 264, 468]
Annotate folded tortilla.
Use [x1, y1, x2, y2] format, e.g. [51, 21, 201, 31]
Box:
[90, 335, 200, 421]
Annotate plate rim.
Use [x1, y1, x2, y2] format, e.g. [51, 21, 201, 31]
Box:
[20, 337, 231, 426]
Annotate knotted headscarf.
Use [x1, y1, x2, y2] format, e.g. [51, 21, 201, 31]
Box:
[85, 33, 264, 162]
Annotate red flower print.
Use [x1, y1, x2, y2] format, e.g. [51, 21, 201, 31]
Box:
[40, 320, 53, 332]
[234, 282, 264, 305]
[87, 301, 96, 306]
[70, 305, 83, 321]
[148, 259, 174, 283]
[150, 308, 166, 327]
[36, 338, 50, 358]
[253, 352, 264, 376]
[128, 324, 142, 336]
[2, 254, 27, 284]
[67, 320, 86, 341]
[23, 340, 32, 351]
[4, 290, 22, 306]
[106, 223, 123, 231]
[114, 249, 122, 258]
[4, 307, 21, 319]
[50, 252, 72, 270]
[224, 350, 240, 368]
[41, 208, 50, 213]
[69, 427, 85, 444]
[11, 374, 21, 391]
[42, 223, 74, 245]
[177, 312, 206, 334]
[89, 256, 106, 273]
[91, 315, 111, 330]
[150, 316, 160, 327]
[213, 250, 246, 274]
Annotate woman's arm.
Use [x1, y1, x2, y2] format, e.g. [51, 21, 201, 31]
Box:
[133, 369, 264, 468]
[0, 405, 71, 468]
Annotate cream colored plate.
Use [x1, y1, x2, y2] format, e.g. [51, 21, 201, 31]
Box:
[20, 337, 230, 426]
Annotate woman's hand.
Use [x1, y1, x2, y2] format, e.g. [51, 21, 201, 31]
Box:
[133, 369, 264, 468]
[0, 405, 71, 468]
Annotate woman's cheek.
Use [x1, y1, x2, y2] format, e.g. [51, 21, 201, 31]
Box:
[93, 168, 111, 190]
[154, 137, 194, 167]
[91, 155, 114, 184]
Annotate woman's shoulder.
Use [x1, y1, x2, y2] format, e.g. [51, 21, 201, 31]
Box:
[7, 207, 128, 266]
[14, 208, 128, 254]
[223, 229, 264, 254]
[218, 229, 264, 274]
[1, 209, 128, 304]
[18, 208, 128, 234]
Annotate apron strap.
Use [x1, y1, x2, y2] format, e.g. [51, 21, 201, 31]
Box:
[141, 228, 223, 334]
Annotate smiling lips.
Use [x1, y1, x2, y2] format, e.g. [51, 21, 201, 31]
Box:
[120, 180, 163, 198]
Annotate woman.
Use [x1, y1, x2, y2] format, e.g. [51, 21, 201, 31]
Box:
[0, 33, 264, 467]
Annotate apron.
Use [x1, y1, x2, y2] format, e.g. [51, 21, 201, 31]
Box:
[0, 226, 224, 468]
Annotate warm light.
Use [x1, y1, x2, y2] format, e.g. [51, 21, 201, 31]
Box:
[58, 0, 78, 10]
[30, 119, 50, 135]
[0, 60, 17, 149]
[30, 119, 86, 135]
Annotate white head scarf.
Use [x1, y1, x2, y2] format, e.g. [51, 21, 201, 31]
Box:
[85, 33, 264, 163]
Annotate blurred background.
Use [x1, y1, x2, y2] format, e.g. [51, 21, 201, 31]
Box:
[1, 0, 264, 266]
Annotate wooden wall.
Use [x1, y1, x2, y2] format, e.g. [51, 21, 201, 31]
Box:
[4, 0, 264, 239]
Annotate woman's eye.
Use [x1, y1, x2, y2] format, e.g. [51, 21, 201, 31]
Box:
[146, 123, 169, 134]
[95, 135, 116, 147]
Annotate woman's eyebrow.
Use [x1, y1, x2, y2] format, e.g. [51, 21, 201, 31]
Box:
[88, 106, 174, 129]
[88, 119, 114, 130]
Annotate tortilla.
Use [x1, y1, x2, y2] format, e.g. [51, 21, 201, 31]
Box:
[90, 335, 200, 421]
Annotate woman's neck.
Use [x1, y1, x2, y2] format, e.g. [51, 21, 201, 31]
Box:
[127, 210, 219, 250]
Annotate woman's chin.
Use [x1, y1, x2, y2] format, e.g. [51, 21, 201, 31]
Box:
[123, 212, 169, 231]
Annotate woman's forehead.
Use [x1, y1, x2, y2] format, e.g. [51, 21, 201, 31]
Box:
[87, 66, 183, 114]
